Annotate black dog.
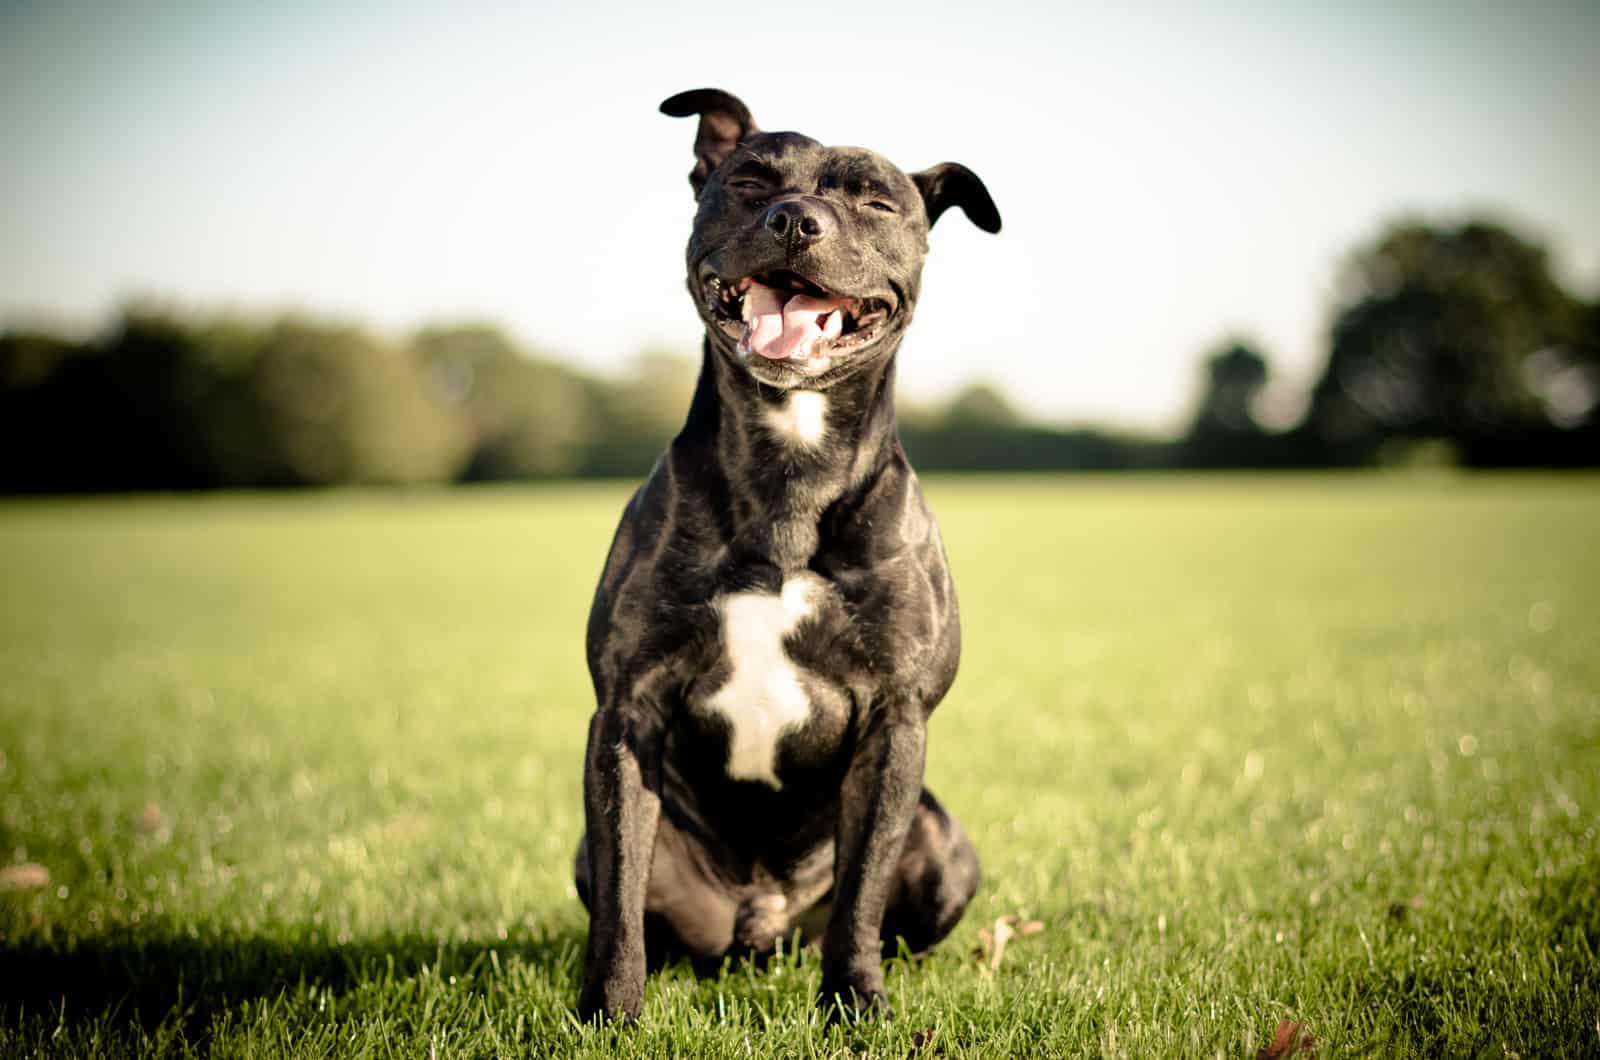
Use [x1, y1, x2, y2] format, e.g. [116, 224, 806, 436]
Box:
[575, 88, 1000, 1023]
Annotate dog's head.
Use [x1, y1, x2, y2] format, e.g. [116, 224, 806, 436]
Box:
[662, 89, 1000, 390]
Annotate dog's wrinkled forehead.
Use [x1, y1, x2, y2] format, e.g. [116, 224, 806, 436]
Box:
[728, 133, 923, 214]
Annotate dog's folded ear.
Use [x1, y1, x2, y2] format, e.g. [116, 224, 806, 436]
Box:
[912, 163, 1002, 234]
[660, 89, 759, 197]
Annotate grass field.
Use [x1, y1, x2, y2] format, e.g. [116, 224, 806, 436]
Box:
[1, 475, 1596, 1058]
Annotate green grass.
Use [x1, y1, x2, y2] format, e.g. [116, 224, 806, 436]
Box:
[1, 475, 1596, 1058]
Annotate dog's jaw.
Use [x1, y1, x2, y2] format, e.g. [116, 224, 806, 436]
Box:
[696, 268, 906, 390]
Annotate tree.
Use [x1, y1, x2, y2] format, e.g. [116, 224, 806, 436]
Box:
[1180, 340, 1276, 468]
[1303, 219, 1592, 464]
[250, 317, 470, 485]
[1, 308, 226, 491]
[411, 325, 590, 479]
[575, 351, 698, 477]
[943, 382, 1022, 428]
[0, 330, 96, 492]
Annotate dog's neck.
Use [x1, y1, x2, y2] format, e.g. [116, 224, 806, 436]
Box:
[675, 339, 900, 570]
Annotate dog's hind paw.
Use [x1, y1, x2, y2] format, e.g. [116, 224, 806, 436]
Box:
[734, 893, 789, 951]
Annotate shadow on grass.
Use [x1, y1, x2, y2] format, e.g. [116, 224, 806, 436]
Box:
[0, 927, 587, 1037]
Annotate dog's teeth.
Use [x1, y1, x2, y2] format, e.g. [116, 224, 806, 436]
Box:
[821, 310, 843, 342]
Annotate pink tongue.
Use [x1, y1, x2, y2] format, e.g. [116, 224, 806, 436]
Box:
[741, 281, 847, 361]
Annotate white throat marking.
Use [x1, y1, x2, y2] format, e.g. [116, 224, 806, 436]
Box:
[764, 391, 828, 448]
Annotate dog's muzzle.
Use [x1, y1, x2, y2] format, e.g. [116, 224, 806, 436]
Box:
[701, 269, 895, 373]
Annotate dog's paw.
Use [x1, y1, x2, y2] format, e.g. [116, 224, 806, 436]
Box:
[576, 977, 643, 1026]
[735, 893, 789, 951]
[817, 975, 892, 1025]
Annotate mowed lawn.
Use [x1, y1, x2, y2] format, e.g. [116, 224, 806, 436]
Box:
[1, 475, 1596, 1058]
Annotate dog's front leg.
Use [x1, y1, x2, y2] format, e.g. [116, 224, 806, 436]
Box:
[577, 704, 663, 1023]
[820, 697, 927, 1020]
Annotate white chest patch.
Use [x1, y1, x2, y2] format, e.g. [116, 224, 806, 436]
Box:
[764, 391, 828, 448]
[703, 577, 820, 789]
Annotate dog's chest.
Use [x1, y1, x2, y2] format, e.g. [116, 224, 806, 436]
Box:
[693, 572, 848, 789]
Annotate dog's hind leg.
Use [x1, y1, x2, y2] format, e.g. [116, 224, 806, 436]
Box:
[576, 812, 742, 965]
[878, 788, 980, 956]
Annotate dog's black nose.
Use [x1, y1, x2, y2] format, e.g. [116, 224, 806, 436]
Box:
[764, 201, 830, 247]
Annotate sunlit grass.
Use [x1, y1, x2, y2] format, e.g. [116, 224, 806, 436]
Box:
[2, 475, 1596, 1057]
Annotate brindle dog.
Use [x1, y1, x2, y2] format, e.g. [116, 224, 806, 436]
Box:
[576, 88, 1001, 1023]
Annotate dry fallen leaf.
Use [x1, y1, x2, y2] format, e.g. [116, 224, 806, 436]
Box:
[974, 914, 1046, 971]
[1387, 895, 1424, 922]
[135, 802, 165, 834]
[989, 917, 1015, 970]
[1256, 1019, 1315, 1059]
[0, 862, 51, 891]
[910, 1026, 936, 1051]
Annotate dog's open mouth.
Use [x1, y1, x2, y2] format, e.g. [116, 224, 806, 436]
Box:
[703, 270, 893, 368]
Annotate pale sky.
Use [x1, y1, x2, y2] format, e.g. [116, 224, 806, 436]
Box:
[3, 1, 1597, 431]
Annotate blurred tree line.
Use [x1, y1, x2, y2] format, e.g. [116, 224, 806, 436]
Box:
[3, 217, 1597, 492]
[1180, 218, 1599, 469]
[0, 313, 704, 491]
